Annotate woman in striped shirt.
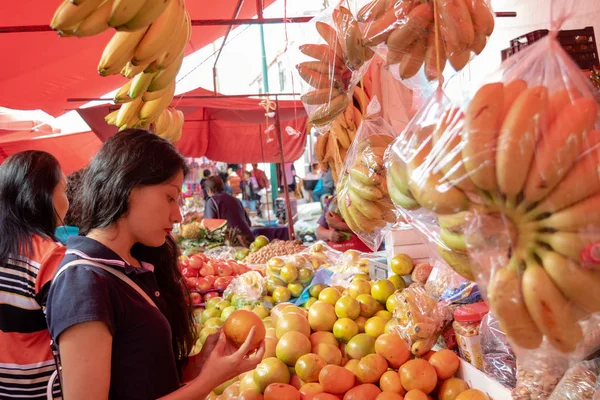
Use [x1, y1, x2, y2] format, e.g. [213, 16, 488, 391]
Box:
[0, 151, 69, 399]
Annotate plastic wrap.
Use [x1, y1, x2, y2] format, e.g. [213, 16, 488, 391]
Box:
[390, 284, 446, 356]
[336, 98, 399, 251]
[357, 0, 495, 81]
[547, 359, 600, 400]
[223, 271, 267, 306]
[386, 2, 600, 357]
[297, 2, 374, 131]
[480, 312, 517, 389]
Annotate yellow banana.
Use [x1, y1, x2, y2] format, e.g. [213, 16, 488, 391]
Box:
[424, 29, 447, 81]
[109, 0, 148, 27]
[169, 110, 185, 142]
[386, 3, 433, 54]
[299, 44, 346, 70]
[75, 0, 113, 37]
[331, 119, 351, 149]
[538, 249, 600, 315]
[523, 97, 598, 205]
[315, 22, 344, 63]
[154, 10, 190, 70]
[310, 95, 349, 126]
[123, 0, 170, 31]
[470, 33, 487, 55]
[439, 0, 475, 50]
[344, 104, 356, 132]
[522, 259, 583, 353]
[104, 109, 119, 125]
[348, 189, 383, 220]
[338, 192, 361, 233]
[462, 82, 505, 193]
[378, 201, 396, 223]
[547, 88, 582, 126]
[364, 1, 415, 47]
[388, 181, 420, 210]
[501, 79, 528, 119]
[411, 339, 433, 357]
[464, 0, 495, 36]
[348, 203, 386, 233]
[332, 7, 368, 71]
[98, 28, 149, 76]
[133, 0, 181, 65]
[116, 97, 143, 127]
[387, 157, 413, 197]
[439, 228, 467, 252]
[129, 71, 158, 99]
[360, 149, 385, 172]
[147, 52, 183, 92]
[121, 61, 149, 78]
[301, 88, 341, 106]
[114, 80, 133, 104]
[437, 246, 474, 281]
[353, 85, 370, 116]
[447, 48, 470, 71]
[298, 61, 344, 78]
[297, 65, 333, 90]
[153, 107, 172, 134]
[496, 86, 549, 200]
[139, 81, 175, 121]
[487, 264, 543, 349]
[358, 134, 393, 151]
[348, 177, 384, 201]
[407, 126, 470, 214]
[315, 132, 329, 169]
[538, 231, 600, 263]
[399, 35, 427, 79]
[350, 164, 380, 187]
[353, 104, 363, 129]
[539, 192, 600, 232]
[51, 0, 103, 31]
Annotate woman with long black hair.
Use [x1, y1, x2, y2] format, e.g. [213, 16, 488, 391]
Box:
[46, 129, 264, 400]
[0, 151, 68, 399]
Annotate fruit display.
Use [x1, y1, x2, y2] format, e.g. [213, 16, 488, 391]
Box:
[50, 0, 191, 141]
[175, 219, 247, 255]
[264, 253, 320, 303]
[243, 239, 306, 265]
[359, 0, 495, 80]
[336, 126, 397, 250]
[385, 34, 600, 354]
[297, 5, 374, 128]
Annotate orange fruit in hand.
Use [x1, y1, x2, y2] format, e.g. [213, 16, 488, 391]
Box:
[428, 350, 460, 380]
[223, 310, 266, 352]
[400, 359, 438, 394]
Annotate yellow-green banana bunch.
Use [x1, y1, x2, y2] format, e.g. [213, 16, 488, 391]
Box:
[336, 133, 397, 242]
[152, 107, 184, 143]
[359, 0, 494, 80]
[387, 79, 600, 353]
[298, 6, 374, 127]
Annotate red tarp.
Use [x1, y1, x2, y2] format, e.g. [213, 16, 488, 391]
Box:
[0, 0, 277, 116]
[77, 86, 308, 164]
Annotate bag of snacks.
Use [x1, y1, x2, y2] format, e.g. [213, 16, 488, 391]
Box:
[480, 312, 517, 388]
[386, 1, 600, 357]
[336, 97, 399, 251]
[223, 271, 267, 307]
[548, 359, 600, 400]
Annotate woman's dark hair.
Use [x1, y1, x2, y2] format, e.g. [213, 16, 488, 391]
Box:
[63, 167, 87, 227]
[205, 176, 225, 193]
[202, 169, 211, 178]
[0, 151, 62, 265]
[77, 129, 194, 365]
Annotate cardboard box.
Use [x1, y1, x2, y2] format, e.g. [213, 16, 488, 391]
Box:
[385, 226, 425, 247]
[456, 357, 512, 400]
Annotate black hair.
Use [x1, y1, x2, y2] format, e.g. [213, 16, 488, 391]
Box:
[77, 129, 194, 365]
[205, 175, 225, 193]
[63, 167, 87, 227]
[0, 151, 62, 265]
[202, 169, 211, 178]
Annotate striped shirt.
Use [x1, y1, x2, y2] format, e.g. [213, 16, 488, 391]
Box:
[0, 235, 65, 399]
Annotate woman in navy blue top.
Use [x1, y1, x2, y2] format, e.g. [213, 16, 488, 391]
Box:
[46, 130, 264, 399]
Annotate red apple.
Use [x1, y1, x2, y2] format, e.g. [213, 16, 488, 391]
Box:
[181, 268, 198, 278]
[199, 264, 215, 277]
[214, 276, 230, 290]
[179, 256, 190, 270]
[190, 292, 202, 305]
[238, 264, 250, 274]
[196, 277, 211, 291]
[207, 259, 218, 268]
[188, 255, 204, 270]
[205, 275, 216, 286]
[216, 263, 233, 277]
[184, 277, 198, 290]
[203, 292, 219, 302]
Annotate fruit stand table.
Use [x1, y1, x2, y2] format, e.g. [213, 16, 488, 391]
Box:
[251, 225, 290, 242]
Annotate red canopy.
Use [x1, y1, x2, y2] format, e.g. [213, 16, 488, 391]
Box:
[0, 0, 277, 116]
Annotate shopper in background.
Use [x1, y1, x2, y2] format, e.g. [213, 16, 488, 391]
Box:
[199, 169, 211, 200]
[46, 130, 264, 400]
[0, 150, 68, 400]
[312, 168, 335, 204]
[204, 175, 255, 245]
[240, 170, 259, 213]
[251, 163, 269, 190]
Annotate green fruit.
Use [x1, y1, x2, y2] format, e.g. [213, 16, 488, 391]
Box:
[220, 305, 237, 321]
[215, 300, 231, 311]
[235, 248, 250, 260]
[204, 317, 224, 330]
[298, 267, 314, 285]
[255, 235, 270, 248]
[288, 282, 305, 298]
[201, 307, 221, 324]
[303, 297, 317, 309]
[206, 297, 222, 309]
[309, 284, 326, 298]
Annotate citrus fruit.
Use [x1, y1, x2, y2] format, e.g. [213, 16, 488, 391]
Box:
[272, 287, 292, 303]
[455, 389, 489, 400]
[344, 383, 382, 399]
[365, 316, 387, 337]
[289, 374, 303, 390]
[388, 274, 406, 290]
[371, 280, 396, 304]
[318, 365, 355, 395]
[438, 378, 470, 400]
[252, 305, 270, 319]
[298, 267, 314, 284]
[376, 392, 404, 400]
[281, 305, 306, 317]
[375, 333, 411, 369]
[276, 331, 311, 366]
[281, 265, 299, 283]
[375, 310, 393, 321]
[384, 319, 400, 334]
[318, 287, 342, 305]
[404, 389, 429, 400]
[308, 301, 337, 332]
[263, 336, 277, 358]
[400, 359, 438, 394]
[354, 316, 367, 333]
[240, 371, 262, 392]
[223, 310, 266, 352]
[266, 275, 286, 293]
[309, 284, 326, 298]
[344, 359, 360, 375]
[379, 370, 405, 394]
[309, 331, 338, 348]
[264, 383, 299, 400]
[255, 235, 270, 248]
[295, 353, 326, 383]
[429, 349, 460, 380]
[238, 388, 264, 399]
[288, 282, 305, 298]
[254, 357, 291, 393]
[356, 353, 389, 384]
[335, 295, 361, 319]
[276, 312, 311, 339]
[313, 343, 342, 365]
[356, 294, 379, 318]
[299, 382, 324, 398]
[304, 297, 317, 309]
[386, 295, 401, 313]
[333, 318, 359, 343]
[349, 279, 371, 298]
[346, 333, 376, 359]
[390, 254, 414, 275]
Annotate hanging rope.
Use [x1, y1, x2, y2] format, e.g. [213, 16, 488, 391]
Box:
[432, 0, 444, 86]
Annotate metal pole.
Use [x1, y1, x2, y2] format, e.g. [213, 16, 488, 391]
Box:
[275, 97, 296, 240]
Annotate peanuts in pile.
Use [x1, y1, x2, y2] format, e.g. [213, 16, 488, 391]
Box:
[244, 240, 306, 264]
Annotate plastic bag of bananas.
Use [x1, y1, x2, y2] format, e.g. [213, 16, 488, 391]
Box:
[386, 22, 600, 358]
[356, 0, 495, 81]
[335, 97, 399, 251]
[297, 3, 376, 129]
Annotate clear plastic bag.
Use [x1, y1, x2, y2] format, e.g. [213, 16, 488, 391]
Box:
[357, 0, 495, 81]
[480, 312, 517, 389]
[390, 284, 446, 356]
[297, 2, 374, 130]
[223, 271, 267, 306]
[336, 97, 399, 251]
[386, 2, 600, 356]
[548, 359, 600, 400]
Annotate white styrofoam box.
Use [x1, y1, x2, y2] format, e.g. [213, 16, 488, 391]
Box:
[456, 357, 512, 400]
[385, 225, 426, 247]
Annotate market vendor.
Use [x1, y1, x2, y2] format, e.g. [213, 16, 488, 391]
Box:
[204, 175, 255, 245]
[316, 196, 373, 253]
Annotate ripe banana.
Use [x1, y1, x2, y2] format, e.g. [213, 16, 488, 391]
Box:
[154, 10, 190, 70]
[129, 71, 157, 99]
[364, 2, 415, 47]
[501, 79, 528, 119]
[447, 48, 470, 71]
[75, 0, 113, 37]
[438, 0, 475, 50]
[133, 0, 181, 65]
[109, 0, 148, 27]
[496, 86, 549, 202]
[331, 119, 351, 149]
[299, 44, 345, 70]
[348, 188, 383, 220]
[462, 82, 504, 193]
[51, 0, 104, 31]
[387, 158, 413, 199]
[139, 81, 175, 121]
[470, 33, 487, 55]
[439, 228, 467, 252]
[437, 246, 474, 281]
[521, 259, 583, 353]
[386, 3, 433, 54]
[315, 22, 344, 63]
[298, 61, 344, 78]
[301, 88, 342, 106]
[116, 97, 143, 127]
[464, 0, 495, 36]
[399, 35, 427, 79]
[309, 95, 349, 126]
[147, 52, 183, 92]
[348, 177, 384, 201]
[98, 28, 149, 76]
[297, 65, 333, 90]
[487, 265, 543, 349]
[424, 29, 447, 81]
[114, 80, 133, 104]
[547, 88, 582, 125]
[538, 192, 600, 232]
[123, 0, 170, 31]
[357, 0, 389, 23]
[105, 109, 119, 125]
[121, 61, 149, 78]
[332, 7, 368, 71]
[538, 231, 600, 263]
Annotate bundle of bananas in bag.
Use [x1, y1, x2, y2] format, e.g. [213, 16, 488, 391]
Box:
[314, 86, 370, 181]
[51, 0, 191, 140]
[298, 6, 375, 127]
[358, 0, 494, 80]
[386, 35, 600, 354]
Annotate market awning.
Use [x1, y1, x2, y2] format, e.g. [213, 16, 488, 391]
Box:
[0, 0, 277, 116]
